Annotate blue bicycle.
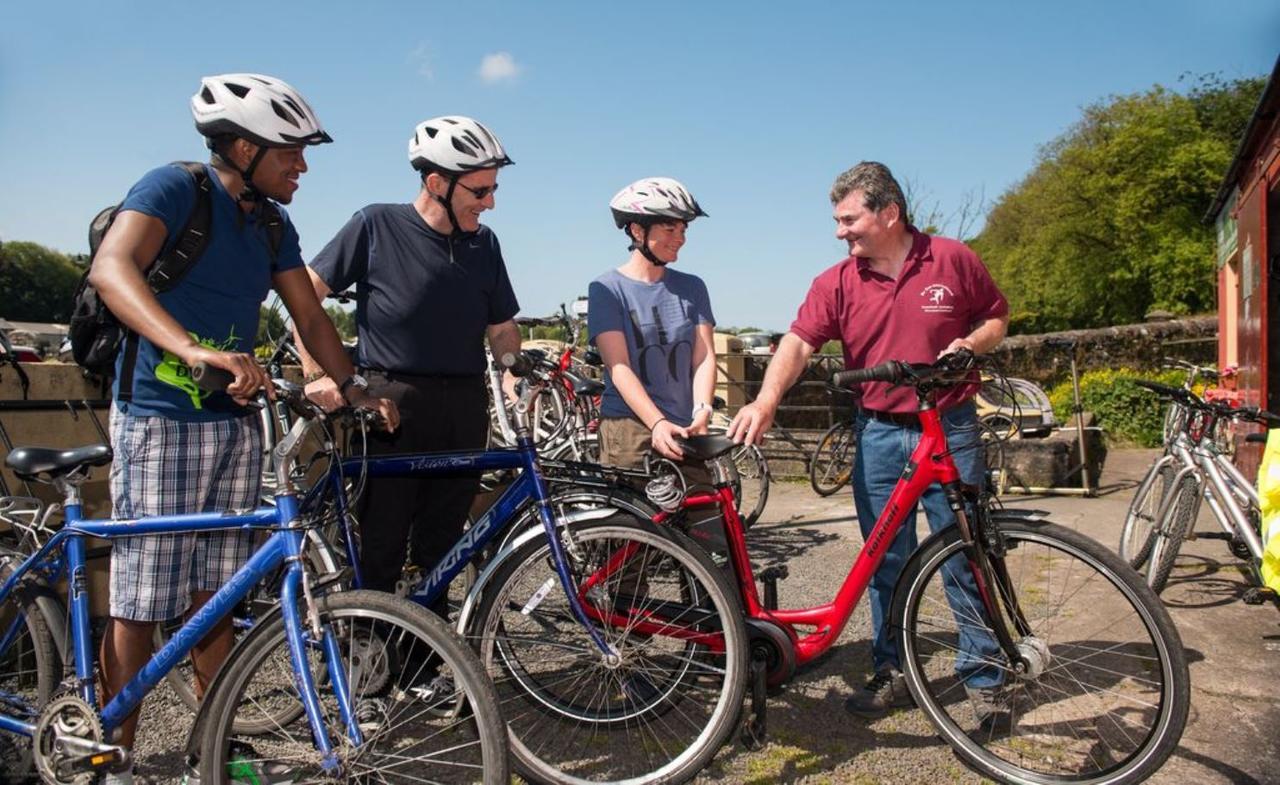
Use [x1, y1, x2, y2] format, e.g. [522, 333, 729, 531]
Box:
[273, 354, 750, 785]
[0, 375, 508, 784]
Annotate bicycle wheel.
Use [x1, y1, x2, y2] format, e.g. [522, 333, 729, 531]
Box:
[895, 518, 1188, 785]
[729, 443, 770, 528]
[1118, 460, 1174, 570]
[1146, 473, 1200, 594]
[160, 527, 345, 733]
[471, 516, 747, 785]
[199, 590, 507, 784]
[980, 412, 1018, 441]
[0, 560, 60, 780]
[809, 421, 854, 496]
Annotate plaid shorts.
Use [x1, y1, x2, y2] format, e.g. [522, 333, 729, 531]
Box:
[107, 408, 263, 622]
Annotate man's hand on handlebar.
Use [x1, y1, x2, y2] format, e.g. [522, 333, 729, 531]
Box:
[343, 387, 400, 432]
[727, 401, 774, 446]
[304, 377, 346, 413]
[183, 347, 271, 405]
[938, 337, 975, 359]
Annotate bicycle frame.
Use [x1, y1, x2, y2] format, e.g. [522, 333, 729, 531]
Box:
[0, 453, 359, 767]
[299, 405, 619, 659]
[654, 401, 1024, 670]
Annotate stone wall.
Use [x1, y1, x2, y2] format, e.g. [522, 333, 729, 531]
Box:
[988, 316, 1217, 388]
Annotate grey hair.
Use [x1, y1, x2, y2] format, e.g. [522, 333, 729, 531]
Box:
[830, 161, 908, 222]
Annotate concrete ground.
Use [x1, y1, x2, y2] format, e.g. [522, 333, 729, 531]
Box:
[694, 448, 1280, 785]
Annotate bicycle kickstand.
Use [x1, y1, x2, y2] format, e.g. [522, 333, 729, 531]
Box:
[740, 648, 770, 750]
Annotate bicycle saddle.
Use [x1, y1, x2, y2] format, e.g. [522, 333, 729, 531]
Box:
[6, 445, 113, 482]
[677, 435, 737, 461]
[570, 375, 605, 396]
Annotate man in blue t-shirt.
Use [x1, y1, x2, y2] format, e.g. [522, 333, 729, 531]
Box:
[292, 116, 522, 621]
[88, 73, 396, 779]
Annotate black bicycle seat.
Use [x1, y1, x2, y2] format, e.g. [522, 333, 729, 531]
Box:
[571, 376, 605, 397]
[6, 445, 112, 482]
[677, 435, 737, 461]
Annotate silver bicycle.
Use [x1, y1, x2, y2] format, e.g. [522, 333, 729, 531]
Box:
[1120, 379, 1276, 597]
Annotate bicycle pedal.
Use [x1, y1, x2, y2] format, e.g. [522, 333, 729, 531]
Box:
[59, 746, 130, 778]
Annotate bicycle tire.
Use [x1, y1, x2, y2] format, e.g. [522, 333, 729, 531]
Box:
[895, 518, 1189, 785]
[158, 527, 344, 733]
[729, 443, 770, 528]
[199, 589, 508, 784]
[809, 421, 854, 497]
[979, 412, 1019, 441]
[0, 558, 60, 781]
[471, 516, 747, 785]
[1118, 460, 1174, 569]
[1146, 473, 1200, 594]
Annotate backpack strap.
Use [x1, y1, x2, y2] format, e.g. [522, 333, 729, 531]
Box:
[258, 200, 285, 269]
[118, 162, 214, 403]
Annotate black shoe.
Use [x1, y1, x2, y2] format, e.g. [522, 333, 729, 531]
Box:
[844, 667, 912, 719]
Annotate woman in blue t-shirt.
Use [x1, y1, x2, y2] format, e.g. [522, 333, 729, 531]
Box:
[587, 177, 717, 466]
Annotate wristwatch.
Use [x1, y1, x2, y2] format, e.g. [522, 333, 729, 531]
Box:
[304, 370, 327, 384]
[692, 401, 712, 418]
[339, 374, 369, 403]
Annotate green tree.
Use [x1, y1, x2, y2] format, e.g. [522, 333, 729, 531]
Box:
[256, 305, 286, 349]
[325, 305, 356, 341]
[972, 74, 1265, 332]
[0, 241, 83, 323]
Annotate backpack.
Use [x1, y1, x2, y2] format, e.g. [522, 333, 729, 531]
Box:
[68, 162, 283, 401]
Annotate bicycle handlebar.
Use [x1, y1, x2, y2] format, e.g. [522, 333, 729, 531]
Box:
[832, 361, 908, 388]
[502, 352, 535, 377]
[831, 350, 977, 391]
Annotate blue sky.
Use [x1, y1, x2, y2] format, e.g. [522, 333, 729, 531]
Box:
[2, 1, 1276, 329]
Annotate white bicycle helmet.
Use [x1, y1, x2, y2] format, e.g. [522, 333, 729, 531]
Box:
[191, 73, 332, 148]
[610, 177, 707, 228]
[408, 116, 513, 174]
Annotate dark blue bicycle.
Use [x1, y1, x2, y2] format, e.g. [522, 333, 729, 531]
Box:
[0, 375, 507, 784]
[272, 353, 750, 785]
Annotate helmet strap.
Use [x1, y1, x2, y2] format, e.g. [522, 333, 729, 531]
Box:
[213, 142, 269, 205]
[424, 172, 463, 235]
[629, 224, 667, 266]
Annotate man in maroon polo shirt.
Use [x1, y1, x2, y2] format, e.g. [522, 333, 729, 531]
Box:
[729, 161, 1010, 719]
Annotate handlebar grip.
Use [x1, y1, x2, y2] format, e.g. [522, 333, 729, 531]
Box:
[191, 362, 236, 393]
[501, 352, 534, 378]
[832, 361, 903, 389]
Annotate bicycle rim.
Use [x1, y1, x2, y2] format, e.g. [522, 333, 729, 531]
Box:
[810, 424, 853, 496]
[1118, 462, 1172, 569]
[0, 572, 59, 780]
[1146, 474, 1198, 594]
[200, 590, 507, 784]
[473, 519, 747, 785]
[897, 520, 1187, 785]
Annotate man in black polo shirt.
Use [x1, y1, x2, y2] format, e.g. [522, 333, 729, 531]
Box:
[295, 116, 522, 618]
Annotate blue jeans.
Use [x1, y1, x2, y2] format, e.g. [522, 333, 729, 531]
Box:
[851, 401, 1003, 688]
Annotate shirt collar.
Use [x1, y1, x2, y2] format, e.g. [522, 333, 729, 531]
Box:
[852, 226, 931, 273]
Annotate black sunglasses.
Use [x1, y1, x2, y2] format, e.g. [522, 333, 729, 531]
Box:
[456, 181, 499, 200]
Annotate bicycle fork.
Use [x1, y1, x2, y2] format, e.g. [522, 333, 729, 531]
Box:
[277, 533, 361, 774]
[945, 483, 1035, 674]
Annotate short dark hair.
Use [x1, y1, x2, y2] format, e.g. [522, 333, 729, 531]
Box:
[830, 161, 908, 223]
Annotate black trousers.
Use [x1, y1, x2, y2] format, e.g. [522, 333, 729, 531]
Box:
[356, 370, 488, 619]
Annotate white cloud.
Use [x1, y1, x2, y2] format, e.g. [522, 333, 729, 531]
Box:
[407, 43, 434, 80]
[478, 52, 521, 84]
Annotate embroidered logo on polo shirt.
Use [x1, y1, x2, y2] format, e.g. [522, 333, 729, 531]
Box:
[920, 284, 955, 313]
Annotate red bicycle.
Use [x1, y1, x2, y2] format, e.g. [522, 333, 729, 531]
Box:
[554, 351, 1189, 784]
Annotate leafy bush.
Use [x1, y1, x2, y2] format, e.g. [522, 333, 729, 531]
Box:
[1048, 367, 1190, 447]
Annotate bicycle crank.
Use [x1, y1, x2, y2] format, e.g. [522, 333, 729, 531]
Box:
[33, 694, 129, 785]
